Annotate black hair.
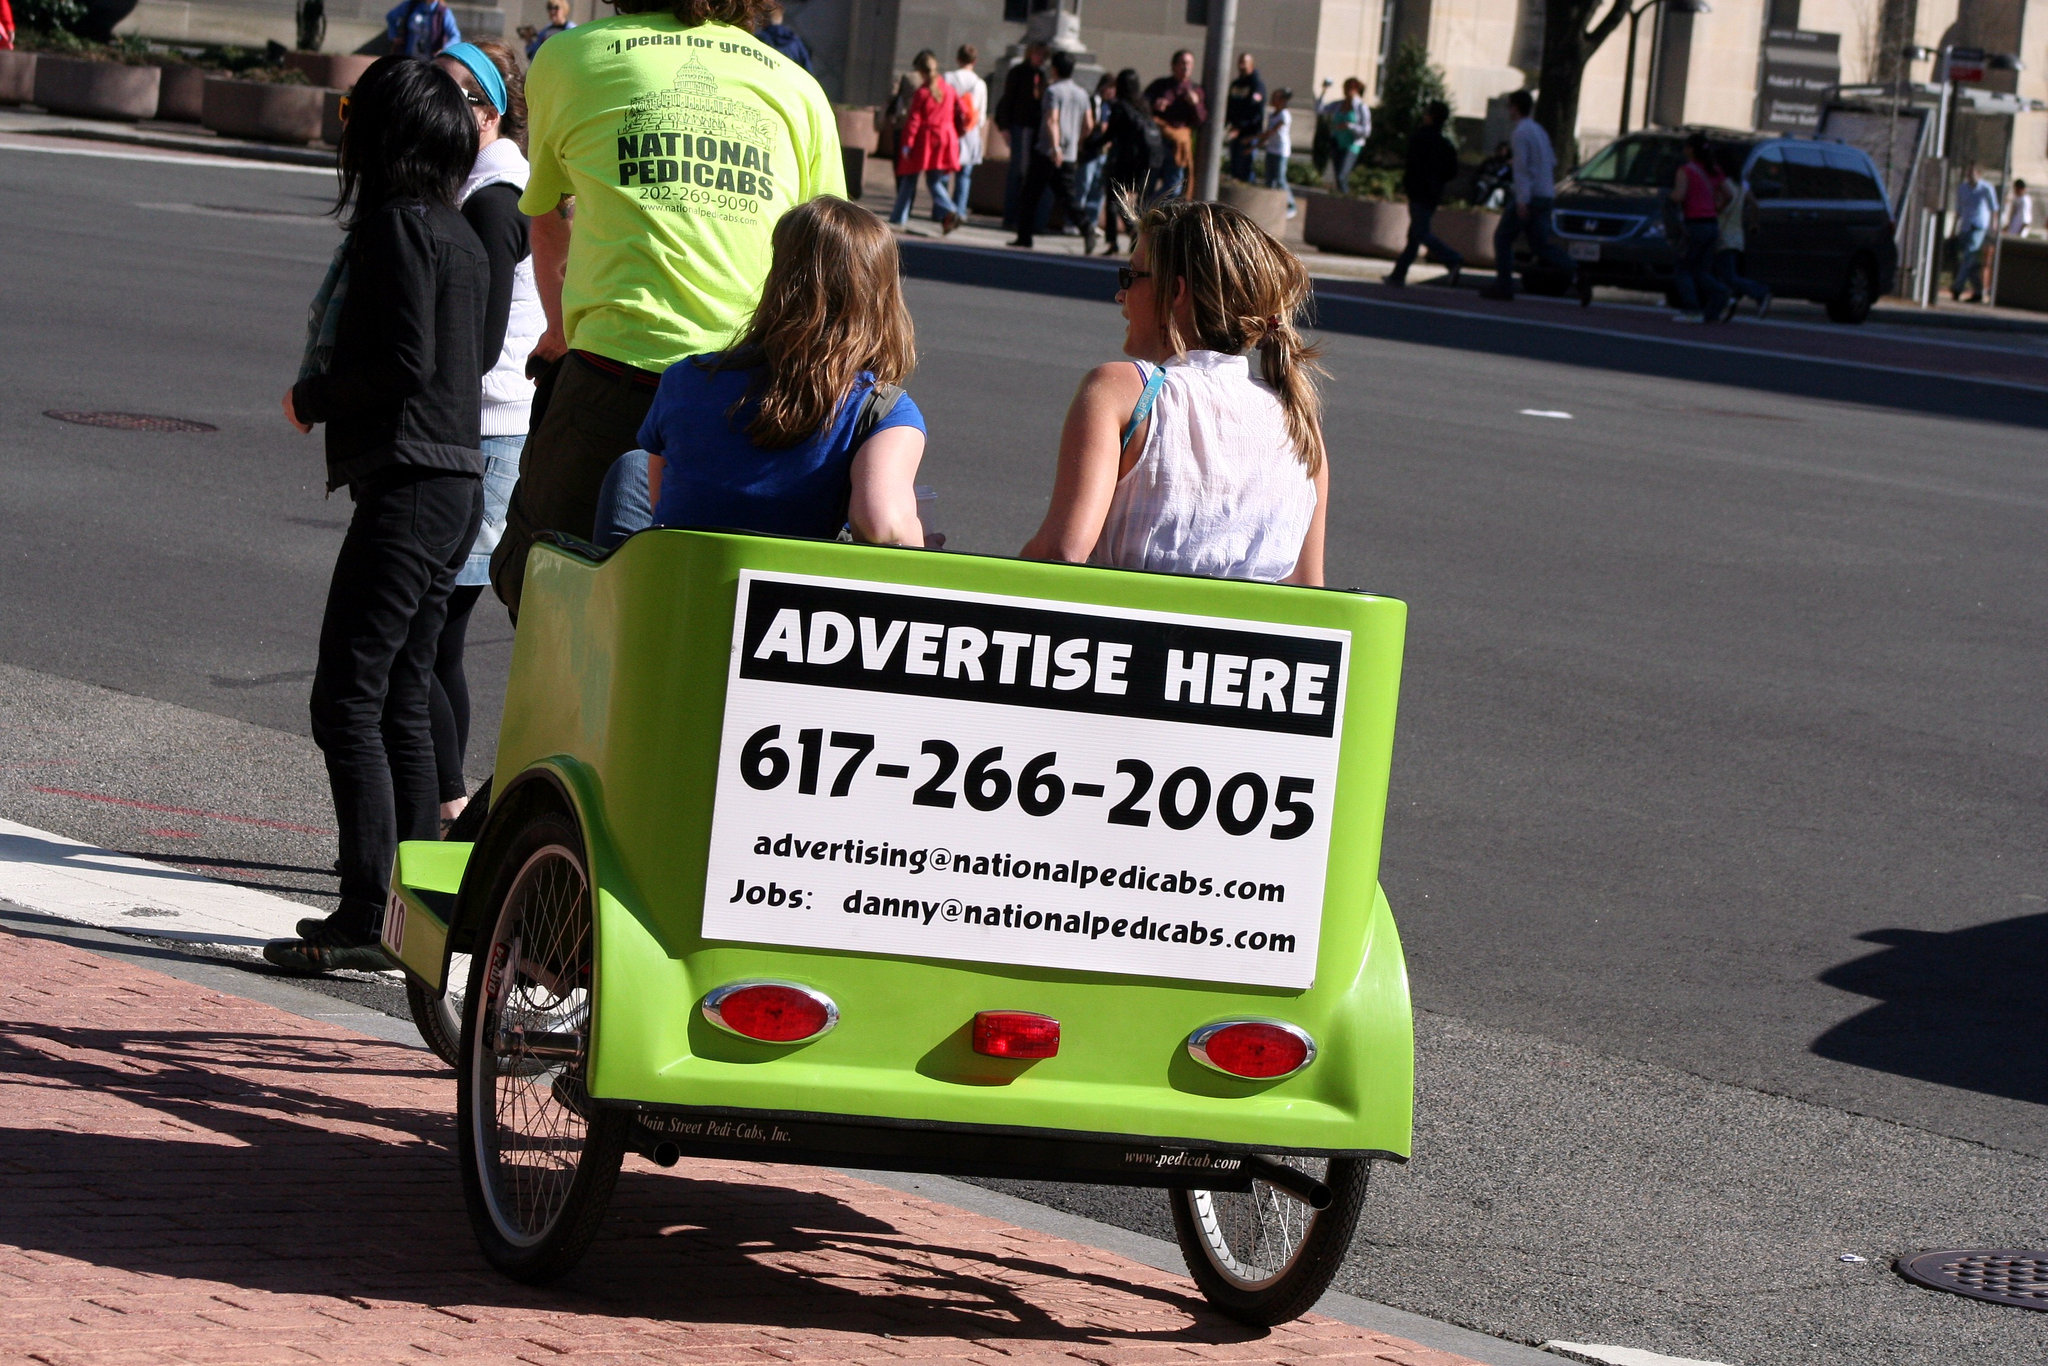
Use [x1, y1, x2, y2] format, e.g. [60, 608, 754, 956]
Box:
[1507, 89, 1533, 116]
[1116, 67, 1141, 102]
[1717, 144, 1745, 176]
[334, 56, 477, 230]
[1425, 98, 1449, 124]
[1051, 49, 1077, 79]
[1686, 131, 1712, 158]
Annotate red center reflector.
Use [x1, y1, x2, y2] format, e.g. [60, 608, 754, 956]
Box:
[715, 985, 832, 1042]
[972, 1010, 1061, 1059]
[1201, 1022, 1309, 1078]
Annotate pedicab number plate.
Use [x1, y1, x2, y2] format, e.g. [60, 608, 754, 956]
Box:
[700, 571, 1349, 988]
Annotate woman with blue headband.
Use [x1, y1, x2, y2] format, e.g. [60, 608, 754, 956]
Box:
[428, 38, 542, 830]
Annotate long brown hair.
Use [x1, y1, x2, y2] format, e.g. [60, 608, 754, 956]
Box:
[719, 197, 916, 448]
[1134, 198, 1326, 474]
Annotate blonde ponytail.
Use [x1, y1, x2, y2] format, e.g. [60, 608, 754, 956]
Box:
[1135, 198, 1326, 476]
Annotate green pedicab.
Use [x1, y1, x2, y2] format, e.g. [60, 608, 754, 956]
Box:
[381, 529, 1412, 1325]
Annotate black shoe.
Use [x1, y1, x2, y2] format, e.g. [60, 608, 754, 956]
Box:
[1008, 237, 1033, 249]
[1718, 297, 1740, 323]
[1577, 277, 1594, 307]
[1385, 273, 1407, 287]
[1081, 223, 1098, 255]
[1478, 285, 1514, 301]
[263, 937, 393, 975]
[1446, 261, 1463, 287]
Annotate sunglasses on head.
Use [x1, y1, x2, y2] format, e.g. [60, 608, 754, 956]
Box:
[1117, 266, 1150, 291]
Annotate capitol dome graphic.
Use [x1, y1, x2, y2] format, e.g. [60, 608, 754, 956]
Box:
[621, 54, 775, 146]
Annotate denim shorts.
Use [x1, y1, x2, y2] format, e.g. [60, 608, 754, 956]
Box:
[456, 433, 524, 587]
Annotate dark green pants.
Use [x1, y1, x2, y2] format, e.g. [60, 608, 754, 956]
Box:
[490, 353, 657, 616]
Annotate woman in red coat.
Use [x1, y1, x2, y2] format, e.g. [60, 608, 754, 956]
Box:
[889, 50, 964, 233]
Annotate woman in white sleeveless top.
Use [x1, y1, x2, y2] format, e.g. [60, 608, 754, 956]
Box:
[1022, 198, 1328, 584]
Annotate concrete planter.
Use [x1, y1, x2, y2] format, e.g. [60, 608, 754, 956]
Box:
[1432, 206, 1500, 267]
[1994, 236, 2048, 312]
[970, 157, 1008, 216]
[33, 55, 159, 121]
[1301, 192, 1408, 258]
[202, 77, 325, 145]
[284, 52, 377, 90]
[0, 50, 36, 106]
[835, 105, 877, 155]
[155, 63, 206, 121]
[1219, 180, 1289, 239]
[322, 87, 345, 146]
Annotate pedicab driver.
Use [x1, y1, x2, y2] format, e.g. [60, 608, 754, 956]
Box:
[491, 0, 845, 614]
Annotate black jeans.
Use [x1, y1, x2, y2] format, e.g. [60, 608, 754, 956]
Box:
[310, 467, 482, 929]
[428, 583, 485, 804]
[1016, 154, 1087, 247]
[1390, 200, 1463, 282]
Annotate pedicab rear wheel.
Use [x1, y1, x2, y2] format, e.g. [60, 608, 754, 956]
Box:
[456, 808, 628, 1282]
[1169, 1157, 1369, 1325]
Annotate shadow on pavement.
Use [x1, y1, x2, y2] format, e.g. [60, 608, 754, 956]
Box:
[898, 239, 2048, 432]
[1812, 914, 2048, 1105]
[0, 1019, 1261, 1345]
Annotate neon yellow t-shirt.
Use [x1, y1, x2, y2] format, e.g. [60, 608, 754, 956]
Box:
[520, 16, 845, 372]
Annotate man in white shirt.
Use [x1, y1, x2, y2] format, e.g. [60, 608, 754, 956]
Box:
[2004, 178, 2034, 237]
[1481, 90, 1578, 301]
[944, 45, 988, 219]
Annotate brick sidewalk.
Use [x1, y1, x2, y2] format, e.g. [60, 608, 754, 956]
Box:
[0, 927, 1476, 1366]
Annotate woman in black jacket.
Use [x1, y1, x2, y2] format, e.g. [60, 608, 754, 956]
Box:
[1097, 69, 1167, 256]
[271, 55, 490, 972]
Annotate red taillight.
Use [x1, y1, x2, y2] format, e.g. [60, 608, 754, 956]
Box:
[972, 1010, 1061, 1058]
[1188, 1020, 1314, 1079]
[702, 982, 837, 1043]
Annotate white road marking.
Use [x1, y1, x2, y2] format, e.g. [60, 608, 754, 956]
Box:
[137, 200, 328, 223]
[0, 816, 319, 947]
[1520, 409, 1574, 418]
[1543, 1344, 1734, 1366]
[0, 136, 333, 175]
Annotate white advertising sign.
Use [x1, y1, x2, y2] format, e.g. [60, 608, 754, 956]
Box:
[700, 571, 1349, 988]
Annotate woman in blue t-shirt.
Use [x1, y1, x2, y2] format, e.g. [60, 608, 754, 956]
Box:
[636, 197, 927, 546]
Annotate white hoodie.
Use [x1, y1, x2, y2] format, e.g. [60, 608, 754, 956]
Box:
[458, 137, 544, 437]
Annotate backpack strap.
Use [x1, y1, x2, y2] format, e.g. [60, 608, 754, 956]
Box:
[1120, 361, 1167, 450]
[850, 381, 904, 451]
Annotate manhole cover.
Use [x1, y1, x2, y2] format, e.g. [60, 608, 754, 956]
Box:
[44, 410, 217, 433]
[1898, 1249, 2048, 1310]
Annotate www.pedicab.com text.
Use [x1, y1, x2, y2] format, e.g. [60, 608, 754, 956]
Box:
[747, 830, 1289, 902]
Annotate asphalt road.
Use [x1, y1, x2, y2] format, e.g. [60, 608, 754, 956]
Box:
[4, 140, 2048, 1365]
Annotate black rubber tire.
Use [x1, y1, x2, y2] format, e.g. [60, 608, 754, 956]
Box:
[1826, 258, 1876, 324]
[1169, 1157, 1370, 1326]
[406, 972, 464, 1067]
[446, 775, 493, 844]
[456, 807, 629, 1283]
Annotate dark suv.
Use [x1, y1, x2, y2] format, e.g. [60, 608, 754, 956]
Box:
[1537, 129, 1897, 323]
